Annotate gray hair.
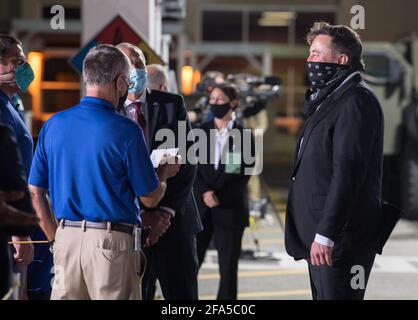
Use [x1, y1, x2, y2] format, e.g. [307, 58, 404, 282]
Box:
[82, 44, 131, 86]
[147, 64, 169, 91]
[116, 42, 146, 69]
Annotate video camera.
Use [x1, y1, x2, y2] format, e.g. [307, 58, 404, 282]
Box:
[190, 72, 282, 126]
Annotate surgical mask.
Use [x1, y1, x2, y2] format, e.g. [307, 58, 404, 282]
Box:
[129, 68, 148, 94]
[15, 62, 35, 92]
[210, 102, 231, 119]
[306, 61, 348, 88]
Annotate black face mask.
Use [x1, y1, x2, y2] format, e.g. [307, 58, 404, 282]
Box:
[117, 88, 129, 112]
[210, 103, 231, 119]
[306, 61, 349, 89]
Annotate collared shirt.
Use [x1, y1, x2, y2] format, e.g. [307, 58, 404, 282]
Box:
[214, 119, 234, 170]
[0, 90, 33, 178]
[125, 92, 146, 107]
[29, 96, 159, 224]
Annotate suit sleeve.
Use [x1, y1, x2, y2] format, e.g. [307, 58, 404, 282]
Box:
[316, 90, 382, 242]
[0, 125, 35, 236]
[157, 95, 197, 215]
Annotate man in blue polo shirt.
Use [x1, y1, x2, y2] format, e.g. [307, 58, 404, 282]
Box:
[28, 44, 179, 300]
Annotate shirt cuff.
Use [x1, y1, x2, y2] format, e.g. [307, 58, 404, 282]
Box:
[158, 206, 176, 217]
[314, 233, 335, 247]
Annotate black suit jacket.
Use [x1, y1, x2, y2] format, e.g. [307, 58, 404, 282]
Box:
[194, 120, 254, 229]
[285, 74, 384, 262]
[142, 89, 202, 239]
[0, 123, 35, 296]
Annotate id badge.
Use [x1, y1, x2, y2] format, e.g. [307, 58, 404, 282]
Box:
[134, 227, 142, 251]
[225, 152, 241, 174]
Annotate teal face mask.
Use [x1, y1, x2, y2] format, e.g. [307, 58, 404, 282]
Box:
[15, 62, 35, 92]
[129, 68, 148, 94]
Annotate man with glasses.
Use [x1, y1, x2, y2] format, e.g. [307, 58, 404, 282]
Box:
[28, 44, 180, 299]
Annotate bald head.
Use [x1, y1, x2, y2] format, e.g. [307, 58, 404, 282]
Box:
[147, 64, 169, 92]
[116, 42, 146, 69]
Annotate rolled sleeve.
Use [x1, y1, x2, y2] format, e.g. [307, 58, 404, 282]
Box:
[124, 129, 159, 196]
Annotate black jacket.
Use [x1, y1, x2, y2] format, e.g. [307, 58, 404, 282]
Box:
[194, 120, 254, 229]
[0, 123, 35, 297]
[285, 74, 384, 262]
[142, 89, 202, 238]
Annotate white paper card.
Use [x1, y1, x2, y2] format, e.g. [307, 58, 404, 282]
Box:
[150, 148, 179, 168]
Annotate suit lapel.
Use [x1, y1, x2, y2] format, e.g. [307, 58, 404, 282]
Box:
[292, 74, 361, 177]
[145, 89, 160, 152]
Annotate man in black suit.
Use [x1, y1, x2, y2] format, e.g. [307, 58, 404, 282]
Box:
[117, 43, 202, 300]
[0, 123, 37, 298]
[285, 22, 384, 300]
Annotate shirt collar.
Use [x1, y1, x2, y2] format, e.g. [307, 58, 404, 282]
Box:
[125, 91, 146, 107]
[0, 89, 13, 104]
[80, 96, 115, 110]
[216, 119, 234, 136]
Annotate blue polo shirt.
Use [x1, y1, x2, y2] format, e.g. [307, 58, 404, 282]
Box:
[29, 96, 159, 224]
[0, 90, 33, 177]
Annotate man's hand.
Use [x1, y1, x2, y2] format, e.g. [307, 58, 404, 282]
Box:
[141, 210, 172, 246]
[11, 235, 34, 265]
[0, 72, 15, 85]
[203, 190, 220, 208]
[0, 191, 38, 227]
[310, 241, 333, 267]
[158, 155, 181, 181]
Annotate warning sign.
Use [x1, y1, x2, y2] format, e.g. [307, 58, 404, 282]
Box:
[70, 15, 164, 74]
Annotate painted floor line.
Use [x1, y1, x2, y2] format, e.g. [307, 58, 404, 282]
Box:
[199, 289, 311, 300]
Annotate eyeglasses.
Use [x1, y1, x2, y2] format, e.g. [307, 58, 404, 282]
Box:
[124, 77, 135, 90]
[118, 76, 134, 90]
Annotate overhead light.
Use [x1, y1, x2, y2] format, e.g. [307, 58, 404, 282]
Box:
[181, 65, 194, 95]
[262, 11, 296, 20]
[258, 11, 296, 27]
[257, 18, 291, 27]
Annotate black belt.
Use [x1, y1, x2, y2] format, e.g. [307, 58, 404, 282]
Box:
[61, 220, 136, 235]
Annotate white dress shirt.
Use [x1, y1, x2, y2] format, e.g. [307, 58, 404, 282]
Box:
[214, 119, 234, 170]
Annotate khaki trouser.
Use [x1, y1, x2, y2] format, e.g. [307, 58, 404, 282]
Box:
[51, 223, 142, 300]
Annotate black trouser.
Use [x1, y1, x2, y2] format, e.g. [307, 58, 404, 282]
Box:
[307, 250, 376, 300]
[197, 212, 244, 300]
[141, 234, 199, 300]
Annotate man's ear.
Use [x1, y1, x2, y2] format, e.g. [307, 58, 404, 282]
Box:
[337, 54, 349, 65]
[115, 74, 124, 94]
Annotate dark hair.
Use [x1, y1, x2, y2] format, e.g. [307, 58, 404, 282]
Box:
[0, 35, 22, 62]
[306, 22, 365, 71]
[212, 83, 240, 109]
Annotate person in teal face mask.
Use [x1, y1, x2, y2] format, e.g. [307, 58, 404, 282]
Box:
[0, 34, 37, 300]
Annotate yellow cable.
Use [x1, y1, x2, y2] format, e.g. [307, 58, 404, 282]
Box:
[8, 240, 49, 245]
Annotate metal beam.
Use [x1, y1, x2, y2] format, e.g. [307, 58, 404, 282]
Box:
[11, 19, 82, 33]
[188, 42, 307, 59]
